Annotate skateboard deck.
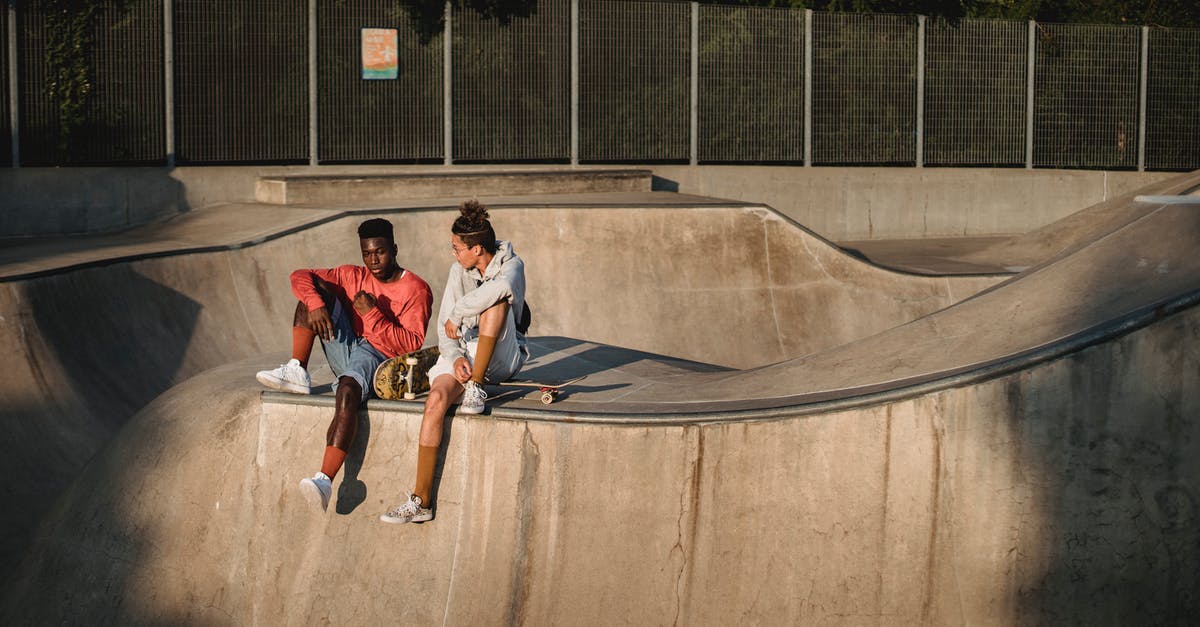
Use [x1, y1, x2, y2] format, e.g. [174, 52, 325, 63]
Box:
[373, 346, 441, 400]
[495, 374, 588, 405]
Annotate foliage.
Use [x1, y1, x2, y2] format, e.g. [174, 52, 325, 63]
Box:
[400, 0, 538, 44]
[40, 0, 104, 152]
[696, 0, 1200, 27]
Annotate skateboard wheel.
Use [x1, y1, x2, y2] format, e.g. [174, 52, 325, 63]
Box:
[540, 392, 554, 405]
[405, 357, 418, 366]
[404, 392, 416, 400]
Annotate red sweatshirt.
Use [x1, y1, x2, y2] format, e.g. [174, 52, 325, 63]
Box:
[290, 265, 432, 358]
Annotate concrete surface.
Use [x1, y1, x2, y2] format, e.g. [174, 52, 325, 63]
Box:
[838, 169, 1200, 275]
[653, 165, 1179, 240]
[2, 176, 1198, 624]
[0, 192, 998, 591]
[1, 164, 1177, 238]
[255, 168, 652, 204]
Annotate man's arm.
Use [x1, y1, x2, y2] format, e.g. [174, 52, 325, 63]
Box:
[290, 267, 343, 339]
[359, 280, 433, 357]
[447, 257, 525, 327]
[437, 266, 469, 362]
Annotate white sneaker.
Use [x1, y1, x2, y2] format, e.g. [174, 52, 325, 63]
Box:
[298, 472, 332, 512]
[256, 359, 311, 394]
[459, 380, 487, 414]
[380, 494, 433, 524]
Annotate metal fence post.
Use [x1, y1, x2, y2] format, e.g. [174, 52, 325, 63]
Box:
[916, 15, 925, 168]
[570, 0, 578, 166]
[443, 0, 452, 166]
[164, 0, 175, 167]
[1026, 20, 1035, 169]
[1138, 25, 1148, 172]
[307, 0, 317, 166]
[689, 1, 698, 166]
[803, 8, 812, 167]
[8, 0, 18, 167]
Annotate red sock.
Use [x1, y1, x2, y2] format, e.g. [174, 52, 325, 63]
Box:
[292, 326, 316, 368]
[320, 446, 347, 479]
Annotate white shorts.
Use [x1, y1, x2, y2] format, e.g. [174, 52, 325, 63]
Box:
[427, 309, 528, 384]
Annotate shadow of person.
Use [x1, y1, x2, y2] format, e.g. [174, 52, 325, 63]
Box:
[335, 412, 371, 514]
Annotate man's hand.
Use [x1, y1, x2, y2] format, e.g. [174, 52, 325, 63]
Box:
[453, 357, 472, 383]
[307, 306, 334, 341]
[444, 318, 461, 340]
[353, 291, 376, 314]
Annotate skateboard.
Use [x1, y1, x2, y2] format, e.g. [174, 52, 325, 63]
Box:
[373, 346, 441, 400]
[496, 375, 588, 405]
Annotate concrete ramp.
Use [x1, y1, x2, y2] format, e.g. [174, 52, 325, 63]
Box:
[4, 194, 1199, 624]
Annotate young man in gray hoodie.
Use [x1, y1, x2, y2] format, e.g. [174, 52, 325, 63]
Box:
[381, 200, 528, 524]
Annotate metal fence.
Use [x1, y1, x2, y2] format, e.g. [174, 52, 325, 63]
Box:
[317, 0, 442, 163]
[924, 18, 1027, 167]
[3, 0, 1199, 170]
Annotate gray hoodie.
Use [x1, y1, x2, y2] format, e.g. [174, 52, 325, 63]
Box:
[437, 240, 527, 362]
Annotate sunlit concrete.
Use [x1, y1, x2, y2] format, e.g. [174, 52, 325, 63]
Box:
[2, 174, 1198, 624]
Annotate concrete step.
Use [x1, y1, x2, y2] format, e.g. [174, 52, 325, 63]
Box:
[255, 167, 653, 205]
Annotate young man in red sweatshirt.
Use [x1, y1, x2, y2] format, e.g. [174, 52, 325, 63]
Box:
[256, 218, 433, 512]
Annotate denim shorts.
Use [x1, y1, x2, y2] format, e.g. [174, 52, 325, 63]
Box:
[320, 300, 387, 402]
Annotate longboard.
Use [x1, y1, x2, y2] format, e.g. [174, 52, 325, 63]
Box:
[494, 374, 588, 405]
[373, 346, 441, 400]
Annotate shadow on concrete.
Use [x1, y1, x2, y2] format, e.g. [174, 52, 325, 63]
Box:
[1000, 206, 1200, 622]
[522, 336, 730, 382]
[650, 175, 680, 192]
[27, 267, 202, 428]
[0, 269, 201, 576]
[0, 167, 190, 238]
[336, 412, 372, 514]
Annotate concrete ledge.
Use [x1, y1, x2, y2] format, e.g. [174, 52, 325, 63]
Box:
[255, 168, 653, 205]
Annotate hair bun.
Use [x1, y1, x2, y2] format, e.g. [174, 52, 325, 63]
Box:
[459, 199, 489, 230]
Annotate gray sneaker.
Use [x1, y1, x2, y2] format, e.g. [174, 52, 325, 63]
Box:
[299, 472, 332, 512]
[380, 494, 433, 524]
[459, 380, 487, 414]
[257, 359, 311, 394]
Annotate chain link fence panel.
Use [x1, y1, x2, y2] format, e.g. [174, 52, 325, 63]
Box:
[317, 1, 442, 163]
[18, 0, 163, 166]
[174, 0, 307, 164]
[698, 4, 804, 163]
[580, 0, 689, 163]
[811, 12, 917, 166]
[924, 18, 1027, 167]
[1033, 23, 1140, 170]
[452, 0, 570, 162]
[1146, 27, 1200, 171]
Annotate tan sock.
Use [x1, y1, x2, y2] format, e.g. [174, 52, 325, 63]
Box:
[320, 446, 347, 479]
[413, 445, 438, 505]
[292, 326, 316, 368]
[470, 335, 498, 384]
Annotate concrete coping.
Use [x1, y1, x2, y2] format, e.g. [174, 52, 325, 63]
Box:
[260, 286, 1200, 427]
[1135, 195, 1200, 204]
[256, 168, 653, 183]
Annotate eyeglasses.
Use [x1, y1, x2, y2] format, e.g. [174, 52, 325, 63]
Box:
[450, 243, 470, 256]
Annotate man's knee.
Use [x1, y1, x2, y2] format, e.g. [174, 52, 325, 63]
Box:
[478, 301, 509, 332]
[481, 300, 509, 317]
[425, 376, 459, 405]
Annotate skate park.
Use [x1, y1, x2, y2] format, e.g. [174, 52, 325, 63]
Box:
[0, 163, 1197, 624]
[3, 0, 1200, 622]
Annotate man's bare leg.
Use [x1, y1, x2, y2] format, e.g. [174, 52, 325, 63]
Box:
[412, 373, 463, 507]
[319, 375, 361, 479]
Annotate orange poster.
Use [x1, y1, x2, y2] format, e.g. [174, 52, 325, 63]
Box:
[362, 28, 398, 80]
